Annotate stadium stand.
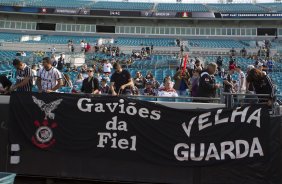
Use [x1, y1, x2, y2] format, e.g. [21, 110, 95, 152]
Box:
[91, 1, 154, 10]
[155, 3, 209, 12]
[259, 3, 282, 12]
[206, 3, 267, 13]
[188, 39, 250, 48]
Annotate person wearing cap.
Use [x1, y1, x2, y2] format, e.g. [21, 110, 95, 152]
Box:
[197, 62, 220, 101]
[81, 68, 99, 94]
[10, 59, 32, 92]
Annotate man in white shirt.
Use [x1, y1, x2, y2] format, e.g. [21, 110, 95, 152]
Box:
[37, 57, 63, 93]
[158, 80, 178, 97]
[80, 41, 85, 52]
[235, 66, 246, 93]
[103, 60, 113, 74]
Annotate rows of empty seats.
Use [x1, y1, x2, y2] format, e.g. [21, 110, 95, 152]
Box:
[206, 4, 267, 13]
[155, 3, 208, 12]
[259, 3, 282, 13]
[188, 39, 249, 48]
[116, 37, 175, 47]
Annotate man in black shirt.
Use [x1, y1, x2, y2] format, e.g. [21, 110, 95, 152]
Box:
[11, 59, 32, 92]
[223, 67, 235, 107]
[197, 62, 220, 101]
[110, 63, 133, 96]
[81, 68, 99, 94]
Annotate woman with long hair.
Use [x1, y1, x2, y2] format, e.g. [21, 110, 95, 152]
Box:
[63, 73, 73, 88]
[246, 68, 275, 104]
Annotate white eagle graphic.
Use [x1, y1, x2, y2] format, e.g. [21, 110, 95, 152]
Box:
[32, 96, 63, 120]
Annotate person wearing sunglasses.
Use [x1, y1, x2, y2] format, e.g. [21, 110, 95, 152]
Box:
[81, 68, 99, 94]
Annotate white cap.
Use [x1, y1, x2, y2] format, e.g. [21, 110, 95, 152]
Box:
[258, 62, 263, 67]
[247, 65, 255, 70]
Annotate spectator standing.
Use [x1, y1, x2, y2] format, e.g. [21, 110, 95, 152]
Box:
[31, 64, 37, 86]
[57, 54, 65, 71]
[81, 68, 99, 94]
[190, 69, 200, 98]
[223, 68, 235, 106]
[80, 41, 85, 52]
[240, 47, 247, 57]
[11, 59, 32, 92]
[197, 62, 220, 101]
[173, 68, 190, 96]
[267, 59, 274, 72]
[235, 66, 246, 93]
[37, 57, 63, 93]
[110, 63, 133, 96]
[103, 60, 113, 74]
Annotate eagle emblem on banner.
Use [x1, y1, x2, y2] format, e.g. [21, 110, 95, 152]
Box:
[32, 96, 63, 120]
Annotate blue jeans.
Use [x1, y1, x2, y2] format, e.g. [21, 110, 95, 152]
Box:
[177, 90, 187, 96]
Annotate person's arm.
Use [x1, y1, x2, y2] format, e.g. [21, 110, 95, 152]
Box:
[11, 68, 32, 91]
[240, 76, 244, 92]
[47, 79, 63, 92]
[36, 77, 42, 93]
[120, 71, 133, 90]
[223, 80, 233, 87]
[11, 76, 31, 91]
[110, 82, 117, 96]
[120, 78, 134, 90]
[92, 78, 99, 94]
[173, 71, 181, 81]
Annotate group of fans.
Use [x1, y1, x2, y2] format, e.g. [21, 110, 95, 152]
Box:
[0, 48, 276, 105]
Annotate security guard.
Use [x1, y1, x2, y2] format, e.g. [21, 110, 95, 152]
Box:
[197, 62, 220, 101]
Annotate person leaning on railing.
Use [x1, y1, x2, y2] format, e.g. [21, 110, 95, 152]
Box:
[246, 68, 275, 106]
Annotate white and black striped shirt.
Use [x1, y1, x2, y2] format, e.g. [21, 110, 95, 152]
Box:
[37, 67, 62, 92]
[16, 64, 32, 92]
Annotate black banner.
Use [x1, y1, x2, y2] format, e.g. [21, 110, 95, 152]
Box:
[7, 92, 280, 183]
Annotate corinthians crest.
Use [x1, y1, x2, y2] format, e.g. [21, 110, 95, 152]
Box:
[31, 96, 62, 149]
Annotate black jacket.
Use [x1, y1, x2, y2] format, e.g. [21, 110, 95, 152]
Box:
[197, 71, 216, 97]
[81, 77, 99, 94]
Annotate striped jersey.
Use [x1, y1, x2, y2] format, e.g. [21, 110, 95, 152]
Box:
[37, 67, 62, 92]
[15, 64, 32, 92]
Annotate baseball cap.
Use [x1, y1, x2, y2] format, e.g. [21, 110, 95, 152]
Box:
[229, 64, 236, 70]
[258, 62, 263, 67]
[247, 65, 255, 70]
